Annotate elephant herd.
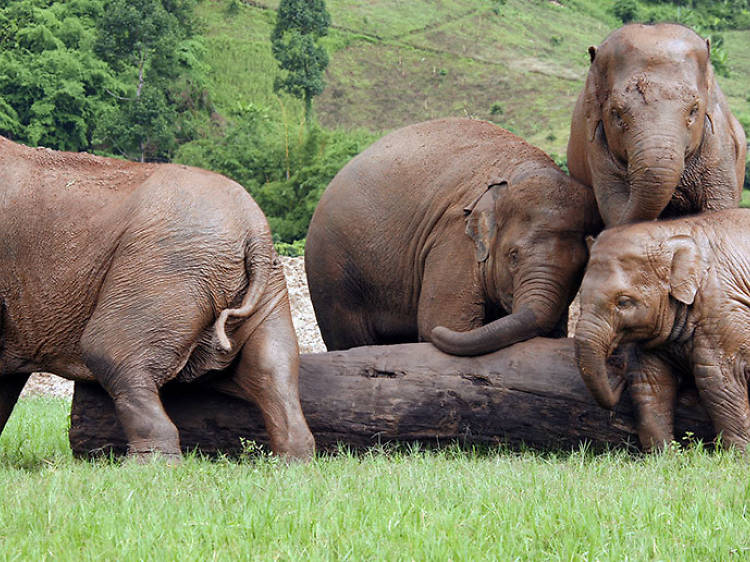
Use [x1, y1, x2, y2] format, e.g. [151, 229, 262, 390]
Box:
[0, 22, 747, 462]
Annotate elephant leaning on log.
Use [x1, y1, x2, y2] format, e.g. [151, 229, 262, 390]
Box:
[305, 118, 601, 355]
[576, 209, 750, 452]
[567, 23, 746, 227]
[0, 137, 314, 462]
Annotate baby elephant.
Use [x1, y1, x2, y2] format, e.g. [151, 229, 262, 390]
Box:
[576, 208, 750, 451]
[306, 118, 600, 355]
[0, 137, 314, 462]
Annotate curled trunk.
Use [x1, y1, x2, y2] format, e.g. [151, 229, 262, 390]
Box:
[430, 307, 539, 357]
[574, 320, 625, 409]
[430, 274, 568, 357]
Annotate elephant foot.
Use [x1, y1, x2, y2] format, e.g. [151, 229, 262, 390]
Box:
[127, 438, 182, 465]
[271, 427, 316, 462]
[126, 449, 183, 465]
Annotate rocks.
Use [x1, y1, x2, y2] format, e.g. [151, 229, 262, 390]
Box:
[280, 256, 326, 354]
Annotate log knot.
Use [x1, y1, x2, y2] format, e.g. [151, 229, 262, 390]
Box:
[359, 366, 405, 379]
[460, 373, 492, 386]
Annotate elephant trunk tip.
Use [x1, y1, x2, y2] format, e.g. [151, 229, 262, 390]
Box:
[431, 326, 481, 356]
[574, 335, 626, 410]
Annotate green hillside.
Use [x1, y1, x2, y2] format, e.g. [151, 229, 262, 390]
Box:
[195, 0, 750, 160]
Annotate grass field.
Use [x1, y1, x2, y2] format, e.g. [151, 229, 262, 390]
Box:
[2, 397, 749, 560]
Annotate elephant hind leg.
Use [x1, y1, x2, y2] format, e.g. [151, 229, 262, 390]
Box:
[78, 282, 213, 461]
[313, 298, 379, 350]
[81, 350, 181, 461]
[214, 304, 314, 460]
[0, 374, 30, 438]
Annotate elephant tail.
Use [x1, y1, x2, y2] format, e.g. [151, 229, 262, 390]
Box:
[214, 237, 271, 352]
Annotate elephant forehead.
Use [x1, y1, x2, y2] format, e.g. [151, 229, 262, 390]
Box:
[603, 24, 705, 61]
[610, 73, 699, 105]
[583, 257, 658, 299]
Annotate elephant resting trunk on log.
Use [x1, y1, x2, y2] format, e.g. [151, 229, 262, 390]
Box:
[69, 338, 714, 457]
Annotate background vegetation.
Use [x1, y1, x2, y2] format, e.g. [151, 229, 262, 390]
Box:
[0, 0, 748, 242]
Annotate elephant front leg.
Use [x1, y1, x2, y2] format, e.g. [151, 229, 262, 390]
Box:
[628, 348, 679, 452]
[217, 304, 314, 460]
[0, 374, 30, 437]
[692, 362, 750, 451]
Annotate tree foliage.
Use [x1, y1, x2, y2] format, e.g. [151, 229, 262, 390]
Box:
[0, 0, 117, 151]
[93, 0, 209, 161]
[614, 0, 640, 22]
[176, 102, 375, 242]
[0, 0, 209, 159]
[271, 0, 331, 125]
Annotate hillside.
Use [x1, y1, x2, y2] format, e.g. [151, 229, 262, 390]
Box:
[196, 0, 750, 160]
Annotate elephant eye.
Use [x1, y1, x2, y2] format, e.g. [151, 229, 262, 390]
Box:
[616, 295, 634, 309]
[687, 103, 700, 124]
[611, 108, 625, 128]
[507, 248, 520, 267]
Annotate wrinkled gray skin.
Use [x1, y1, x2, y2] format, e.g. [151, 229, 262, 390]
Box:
[0, 137, 314, 462]
[306, 118, 599, 355]
[575, 209, 750, 451]
[568, 23, 746, 226]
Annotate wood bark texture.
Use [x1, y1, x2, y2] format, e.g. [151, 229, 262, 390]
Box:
[69, 338, 714, 458]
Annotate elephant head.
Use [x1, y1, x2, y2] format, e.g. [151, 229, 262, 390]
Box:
[574, 228, 707, 408]
[582, 23, 715, 225]
[430, 170, 599, 356]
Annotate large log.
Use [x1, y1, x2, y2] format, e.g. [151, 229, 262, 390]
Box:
[69, 338, 714, 457]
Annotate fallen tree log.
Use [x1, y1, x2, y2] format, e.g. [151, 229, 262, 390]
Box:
[69, 338, 714, 458]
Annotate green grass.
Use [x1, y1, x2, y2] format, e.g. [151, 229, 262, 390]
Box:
[2, 397, 750, 560]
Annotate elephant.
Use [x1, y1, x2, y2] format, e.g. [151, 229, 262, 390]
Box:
[575, 208, 750, 451]
[305, 118, 600, 355]
[567, 23, 746, 227]
[0, 137, 314, 462]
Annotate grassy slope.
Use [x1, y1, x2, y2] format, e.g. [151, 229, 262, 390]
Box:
[3, 397, 750, 560]
[198, 0, 750, 161]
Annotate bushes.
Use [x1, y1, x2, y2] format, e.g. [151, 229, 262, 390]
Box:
[176, 103, 376, 243]
[614, 0, 639, 23]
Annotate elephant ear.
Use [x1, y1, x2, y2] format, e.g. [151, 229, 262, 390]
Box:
[464, 181, 507, 262]
[666, 235, 706, 305]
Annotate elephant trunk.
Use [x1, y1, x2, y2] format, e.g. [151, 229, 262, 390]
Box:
[574, 317, 625, 409]
[430, 307, 539, 356]
[430, 276, 564, 357]
[618, 135, 685, 224]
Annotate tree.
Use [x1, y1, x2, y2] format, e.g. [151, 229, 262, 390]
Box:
[271, 0, 331, 127]
[614, 0, 640, 23]
[0, 0, 118, 151]
[94, 0, 205, 161]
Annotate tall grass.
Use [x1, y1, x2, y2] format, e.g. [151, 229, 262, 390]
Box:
[1, 397, 749, 560]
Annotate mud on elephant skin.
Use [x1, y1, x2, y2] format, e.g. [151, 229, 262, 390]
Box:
[0, 137, 314, 462]
[305, 118, 600, 356]
[567, 23, 746, 227]
[575, 208, 750, 452]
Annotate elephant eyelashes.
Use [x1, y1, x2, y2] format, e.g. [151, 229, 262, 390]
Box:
[610, 108, 626, 129]
[687, 104, 700, 126]
[507, 248, 520, 268]
[615, 295, 635, 309]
